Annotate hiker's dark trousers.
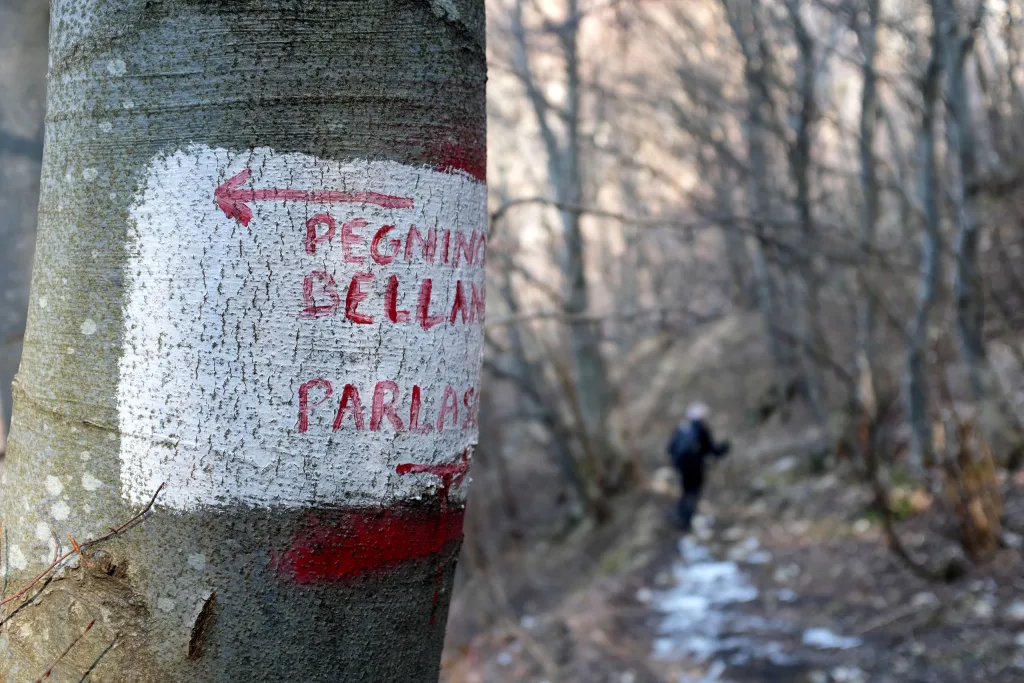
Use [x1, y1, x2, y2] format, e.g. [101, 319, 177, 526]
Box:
[676, 459, 705, 529]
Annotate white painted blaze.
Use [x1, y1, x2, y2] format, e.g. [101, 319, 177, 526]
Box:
[119, 145, 486, 510]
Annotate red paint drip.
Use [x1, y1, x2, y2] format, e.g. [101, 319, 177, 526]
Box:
[215, 169, 415, 226]
[276, 505, 465, 583]
[395, 449, 472, 623]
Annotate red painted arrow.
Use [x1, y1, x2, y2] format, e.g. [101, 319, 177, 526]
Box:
[395, 448, 471, 489]
[214, 169, 415, 226]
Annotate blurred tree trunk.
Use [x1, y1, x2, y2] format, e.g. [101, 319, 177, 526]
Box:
[0, 0, 47, 451]
[0, 1, 485, 680]
[938, 0, 987, 402]
[937, 0, 1021, 448]
[906, 17, 944, 469]
[785, 0, 828, 429]
[855, 0, 881, 410]
[476, 386, 519, 525]
[881, 105, 914, 243]
[616, 174, 648, 348]
[724, 0, 796, 396]
[511, 0, 622, 495]
[495, 260, 600, 516]
[1005, 2, 1024, 144]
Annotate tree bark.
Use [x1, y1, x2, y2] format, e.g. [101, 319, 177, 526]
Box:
[905, 18, 943, 469]
[0, 0, 47, 446]
[938, 0, 987, 403]
[936, 0, 1021, 447]
[856, 0, 880, 409]
[786, 0, 828, 429]
[0, 2, 486, 681]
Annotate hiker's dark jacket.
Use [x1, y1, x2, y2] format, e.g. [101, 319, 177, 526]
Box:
[667, 419, 728, 470]
[667, 419, 730, 529]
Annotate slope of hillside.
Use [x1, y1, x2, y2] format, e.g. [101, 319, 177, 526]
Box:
[442, 313, 1024, 682]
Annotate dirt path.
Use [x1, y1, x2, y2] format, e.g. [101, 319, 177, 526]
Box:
[636, 462, 1024, 683]
[441, 441, 1024, 683]
[641, 514, 872, 683]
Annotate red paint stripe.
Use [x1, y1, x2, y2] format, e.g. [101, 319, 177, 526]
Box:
[429, 140, 486, 183]
[275, 506, 465, 584]
[215, 169, 415, 226]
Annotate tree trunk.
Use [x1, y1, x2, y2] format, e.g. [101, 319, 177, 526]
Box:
[0, 0, 47, 448]
[937, 0, 1021, 449]
[511, 0, 620, 496]
[881, 104, 913, 243]
[725, 0, 796, 394]
[938, 0, 987, 402]
[905, 20, 943, 469]
[856, 0, 880, 410]
[0, 2, 486, 681]
[786, 0, 828, 429]
[557, 0, 619, 493]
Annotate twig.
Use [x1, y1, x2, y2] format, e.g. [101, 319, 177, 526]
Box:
[67, 535, 92, 569]
[35, 619, 95, 681]
[77, 634, 119, 683]
[854, 600, 941, 636]
[0, 484, 164, 609]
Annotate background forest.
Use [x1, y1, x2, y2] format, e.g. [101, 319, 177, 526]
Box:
[446, 0, 1024, 679]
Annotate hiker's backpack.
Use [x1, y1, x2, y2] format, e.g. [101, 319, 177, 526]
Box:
[668, 422, 699, 468]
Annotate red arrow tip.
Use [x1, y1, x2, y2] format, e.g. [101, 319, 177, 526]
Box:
[215, 169, 253, 226]
[395, 449, 471, 488]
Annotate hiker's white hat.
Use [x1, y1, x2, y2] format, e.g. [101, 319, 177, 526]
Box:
[686, 402, 709, 421]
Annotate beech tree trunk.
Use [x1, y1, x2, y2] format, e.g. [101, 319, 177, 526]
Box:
[0, 2, 486, 681]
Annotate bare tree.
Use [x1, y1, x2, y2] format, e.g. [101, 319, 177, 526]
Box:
[509, 0, 622, 493]
[855, 0, 881, 406]
[905, 9, 944, 469]
[937, 0, 987, 402]
[785, 0, 829, 428]
[724, 0, 799, 395]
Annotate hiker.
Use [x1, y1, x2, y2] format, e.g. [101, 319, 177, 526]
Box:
[666, 402, 730, 531]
